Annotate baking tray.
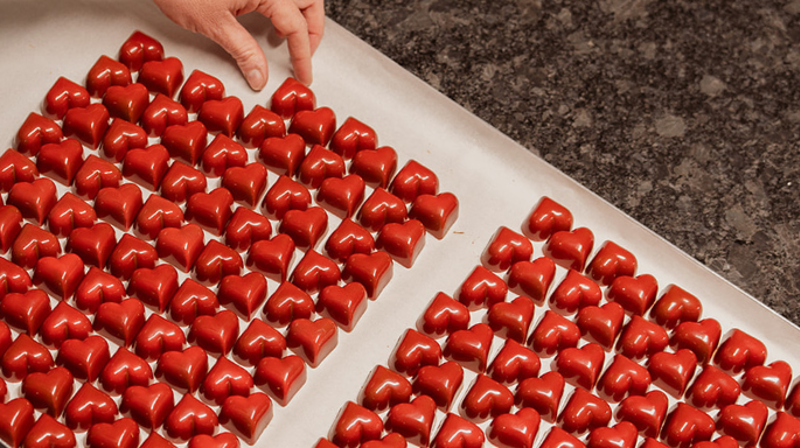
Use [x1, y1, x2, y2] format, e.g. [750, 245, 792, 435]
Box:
[1, 1, 798, 447]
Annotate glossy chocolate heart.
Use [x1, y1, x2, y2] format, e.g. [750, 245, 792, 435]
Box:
[359, 365, 413, 411]
[330, 401, 383, 448]
[391, 329, 442, 376]
[544, 227, 596, 272]
[596, 354, 651, 402]
[587, 422, 638, 448]
[575, 301, 626, 349]
[615, 390, 668, 438]
[119, 31, 164, 71]
[122, 144, 170, 189]
[218, 271, 268, 320]
[103, 82, 149, 123]
[120, 382, 174, 430]
[385, 395, 436, 446]
[37, 138, 84, 185]
[0, 397, 36, 448]
[247, 234, 296, 282]
[270, 77, 316, 118]
[222, 163, 268, 207]
[33, 253, 85, 299]
[8, 178, 57, 225]
[168, 279, 219, 325]
[94, 183, 143, 231]
[74, 267, 125, 314]
[233, 319, 286, 366]
[22, 413, 77, 448]
[179, 69, 224, 113]
[140, 94, 188, 137]
[528, 310, 581, 357]
[186, 188, 234, 236]
[201, 356, 254, 405]
[187, 310, 240, 356]
[555, 343, 605, 390]
[616, 315, 670, 360]
[43, 77, 91, 119]
[558, 388, 612, 434]
[342, 251, 393, 299]
[648, 349, 698, 397]
[86, 417, 139, 448]
[317, 282, 369, 332]
[289, 106, 337, 146]
[483, 226, 533, 272]
[290, 249, 340, 294]
[0, 149, 38, 192]
[487, 339, 541, 385]
[99, 348, 153, 395]
[62, 103, 110, 149]
[376, 219, 426, 268]
[714, 329, 767, 374]
[661, 403, 715, 448]
[22, 366, 74, 417]
[74, 155, 122, 200]
[330, 117, 378, 159]
[139, 57, 184, 98]
[607, 274, 659, 316]
[650, 285, 703, 330]
[258, 134, 306, 176]
[237, 104, 285, 147]
[717, 400, 768, 446]
[162, 121, 208, 166]
[135, 195, 185, 240]
[193, 240, 243, 285]
[155, 346, 209, 394]
[156, 224, 205, 272]
[128, 264, 179, 312]
[0, 288, 51, 335]
[134, 314, 186, 362]
[297, 144, 346, 189]
[56, 335, 110, 382]
[286, 317, 338, 367]
[164, 394, 218, 442]
[350, 146, 398, 188]
[93, 298, 145, 348]
[198, 96, 244, 137]
[524, 196, 573, 241]
[418, 292, 470, 338]
[742, 360, 792, 409]
[254, 355, 306, 406]
[488, 408, 541, 448]
[457, 265, 508, 310]
[39, 301, 92, 349]
[431, 413, 484, 448]
[443, 323, 494, 372]
[670, 318, 721, 365]
[64, 383, 117, 432]
[413, 361, 464, 410]
[262, 175, 312, 220]
[508, 257, 557, 304]
[325, 218, 375, 262]
[86, 55, 132, 97]
[13, 223, 62, 270]
[15, 112, 63, 156]
[202, 134, 247, 177]
[220, 393, 274, 445]
[262, 280, 313, 326]
[585, 240, 637, 286]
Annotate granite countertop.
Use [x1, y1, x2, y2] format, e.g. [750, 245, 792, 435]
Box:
[326, 0, 800, 325]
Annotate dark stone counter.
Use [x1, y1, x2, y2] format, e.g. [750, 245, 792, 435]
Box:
[326, 0, 800, 325]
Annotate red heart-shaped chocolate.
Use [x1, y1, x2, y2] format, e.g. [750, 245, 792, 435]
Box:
[544, 227, 595, 272]
[22, 366, 73, 417]
[0, 257, 32, 300]
[528, 310, 581, 357]
[558, 388, 612, 435]
[460, 374, 514, 423]
[317, 174, 366, 219]
[56, 335, 109, 382]
[86, 417, 139, 448]
[155, 346, 209, 394]
[103, 82, 149, 122]
[409, 192, 459, 240]
[218, 271, 268, 320]
[742, 361, 792, 409]
[33, 253, 85, 299]
[164, 394, 218, 442]
[122, 144, 170, 189]
[0, 398, 36, 447]
[86, 55, 131, 97]
[201, 356, 254, 405]
[350, 146, 397, 188]
[376, 219, 426, 268]
[39, 302, 92, 349]
[179, 69, 224, 112]
[187, 433, 239, 448]
[457, 265, 508, 310]
[391, 329, 442, 376]
[647, 349, 698, 397]
[661, 403, 715, 448]
[576, 302, 626, 349]
[237, 104, 285, 147]
[156, 224, 205, 272]
[168, 279, 218, 325]
[443, 323, 494, 372]
[418, 292, 470, 338]
[186, 188, 233, 236]
[162, 121, 208, 166]
[290, 249, 340, 294]
[22, 414, 77, 448]
[262, 280, 313, 326]
[487, 339, 541, 385]
[93, 298, 145, 347]
[714, 329, 767, 374]
[342, 251, 393, 299]
[0, 288, 51, 335]
[8, 178, 57, 225]
[128, 264, 179, 312]
[62, 103, 110, 149]
[14, 212, 60, 261]
[289, 106, 336, 146]
[685, 365, 740, 409]
[95, 183, 143, 231]
[585, 240, 637, 286]
[555, 342, 605, 390]
[64, 383, 117, 432]
[120, 382, 174, 430]
[220, 393, 274, 445]
[761, 412, 800, 448]
[187, 310, 240, 356]
[198, 96, 244, 137]
[549, 269, 602, 313]
[0, 206, 22, 253]
[413, 361, 463, 410]
[43, 77, 91, 119]
[615, 390, 668, 438]
[134, 314, 186, 362]
[357, 187, 407, 233]
[247, 234, 296, 282]
[596, 354, 651, 402]
[717, 400, 768, 446]
[254, 355, 306, 406]
[297, 144, 345, 189]
[225, 207, 271, 251]
[15, 112, 63, 156]
[74, 266, 125, 314]
[359, 365, 412, 412]
[101, 118, 148, 162]
[330, 401, 383, 448]
[607, 274, 659, 316]
[119, 31, 164, 71]
[0, 149, 38, 192]
[389, 160, 438, 203]
[161, 162, 208, 204]
[270, 77, 316, 118]
[37, 138, 84, 185]
[524, 197, 573, 241]
[286, 317, 338, 367]
[193, 240, 243, 285]
[222, 163, 268, 207]
[233, 319, 286, 366]
[325, 218, 375, 262]
[508, 257, 557, 304]
[330, 117, 378, 159]
[135, 195, 185, 240]
[139, 57, 184, 98]
[617, 315, 670, 360]
[258, 134, 306, 176]
[587, 422, 638, 448]
[670, 318, 721, 365]
[488, 408, 541, 448]
[74, 155, 122, 200]
[201, 134, 247, 177]
[317, 282, 369, 332]
[141, 94, 188, 137]
[262, 175, 312, 220]
[650, 285, 703, 330]
[99, 348, 152, 395]
[432, 413, 484, 448]
[386, 395, 436, 446]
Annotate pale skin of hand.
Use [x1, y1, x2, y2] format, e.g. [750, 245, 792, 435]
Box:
[153, 0, 324, 90]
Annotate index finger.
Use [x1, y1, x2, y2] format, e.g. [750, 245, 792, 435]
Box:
[262, 1, 313, 85]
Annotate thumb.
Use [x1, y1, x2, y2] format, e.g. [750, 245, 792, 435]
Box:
[204, 14, 270, 91]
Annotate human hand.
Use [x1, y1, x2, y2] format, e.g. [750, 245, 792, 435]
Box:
[153, 0, 324, 90]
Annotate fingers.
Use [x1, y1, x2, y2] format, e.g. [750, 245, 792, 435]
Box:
[203, 13, 270, 91]
[295, 0, 325, 55]
[261, 0, 313, 85]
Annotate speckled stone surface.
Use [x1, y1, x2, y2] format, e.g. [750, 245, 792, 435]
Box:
[326, 0, 800, 325]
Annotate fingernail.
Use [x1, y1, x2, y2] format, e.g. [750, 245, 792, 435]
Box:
[247, 69, 265, 91]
